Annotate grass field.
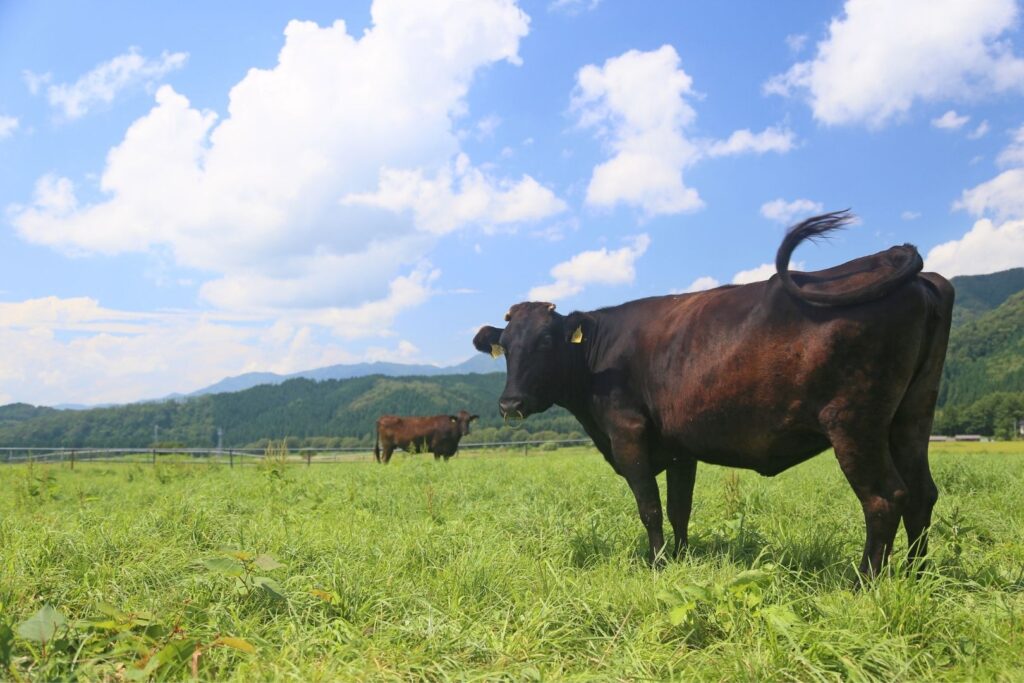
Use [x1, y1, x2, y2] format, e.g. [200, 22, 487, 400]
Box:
[1, 443, 1023, 681]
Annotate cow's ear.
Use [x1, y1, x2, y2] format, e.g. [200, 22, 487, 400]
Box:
[473, 325, 504, 355]
[470, 414, 479, 422]
[449, 415, 458, 423]
[564, 313, 594, 345]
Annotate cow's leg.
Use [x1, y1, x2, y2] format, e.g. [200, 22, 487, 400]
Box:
[382, 445, 395, 464]
[890, 382, 943, 566]
[831, 429, 908, 578]
[666, 458, 697, 557]
[611, 432, 664, 565]
[890, 426, 937, 567]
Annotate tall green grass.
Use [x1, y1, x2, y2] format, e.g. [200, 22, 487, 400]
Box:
[1, 445, 1023, 680]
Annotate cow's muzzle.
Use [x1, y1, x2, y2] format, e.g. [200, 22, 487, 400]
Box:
[499, 397, 527, 423]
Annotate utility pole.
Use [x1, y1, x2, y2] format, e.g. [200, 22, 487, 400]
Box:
[153, 424, 159, 445]
[217, 427, 224, 453]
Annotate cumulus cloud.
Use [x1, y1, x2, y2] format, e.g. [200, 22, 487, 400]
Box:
[0, 115, 17, 140]
[996, 123, 1024, 167]
[343, 152, 566, 234]
[760, 198, 824, 224]
[573, 46, 793, 217]
[765, 0, 1024, 127]
[41, 48, 188, 120]
[931, 110, 970, 130]
[954, 168, 1024, 220]
[732, 261, 805, 285]
[924, 218, 1024, 276]
[10, 0, 550, 337]
[573, 46, 703, 216]
[682, 276, 720, 292]
[933, 160, 1024, 277]
[528, 234, 650, 301]
[706, 126, 796, 157]
[0, 296, 422, 405]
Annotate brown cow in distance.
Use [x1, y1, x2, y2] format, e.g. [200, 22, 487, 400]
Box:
[473, 211, 954, 575]
[374, 410, 479, 463]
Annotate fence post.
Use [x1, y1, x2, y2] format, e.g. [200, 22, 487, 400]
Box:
[523, 444, 528, 457]
[151, 448, 156, 465]
[70, 450, 75, 470]
[229, 449, 234, 468]
[306, 451, 311, 467]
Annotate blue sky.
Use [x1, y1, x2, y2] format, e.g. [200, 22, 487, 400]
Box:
[2, 0, 1024, 406]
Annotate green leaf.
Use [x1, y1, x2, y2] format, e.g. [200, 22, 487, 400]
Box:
[153, 637, 198, 669]
[253, 554, 284, 571]
[760, 604, 801, 636]
[0, 623, 13, 667]
[254, 576, 285, 600]
[668, 602, 696, 626]
[16, 605, 66, 644]
[225, 550, 254, 561]
[214, 636, 257, 654]
[202, 557, 244, 576]
[677, 584, 712, 602]
[727, 569, 770, 590]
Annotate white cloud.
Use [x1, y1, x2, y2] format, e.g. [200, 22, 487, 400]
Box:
[732, 261, 804, 285]
[706, 126, 796, 157]
[969, 120, 991, 139]
[996, 123, 1024, 167]
[0, 115, 18, 140]
[573, 46, 703, 216]
[343, 152, 565, 234]
[10, 0, 541, 336]
[901, 210, 921, 220]
[43, 48, 188, 120]
[786, 34, 808, 54]
[22, 69, 52, 95]
[549, 0, 601, 15]
[0, 290, 450, 405]
[682, 276, 720, 292]
[954, 168, 1024, 220]
[528, 234, 650, 301]
[760, 198, 824, 224]
[924, 218, 1024, 276]
[765, 0, 1024, 127]
[574, 46, 793, 217]
[931, 110, 970, 130]
[473, 114, 502, 140]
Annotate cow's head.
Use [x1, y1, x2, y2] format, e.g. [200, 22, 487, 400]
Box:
[473, 302, 590, 419]
[452, 410, 479, 436]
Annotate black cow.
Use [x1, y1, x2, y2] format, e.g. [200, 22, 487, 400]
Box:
[473, 211, 954, 574]
[374, 410, 478, 463]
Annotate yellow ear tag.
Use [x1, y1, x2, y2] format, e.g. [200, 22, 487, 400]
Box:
[571, 325, 584, 344]
[490, 343, 504, 358]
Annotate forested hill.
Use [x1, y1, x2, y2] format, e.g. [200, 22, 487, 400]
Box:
[934, 275, 1024, 437]
[948, 267, 1024, 326]
[0, 374, 582, 448]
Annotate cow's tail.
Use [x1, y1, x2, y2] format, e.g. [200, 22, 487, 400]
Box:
[775, 210, 923, 306]
[374, 422, 381, 463]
